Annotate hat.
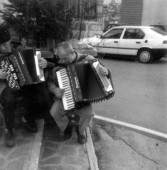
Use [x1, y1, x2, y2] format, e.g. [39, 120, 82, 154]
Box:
[0, 26, 11, 44]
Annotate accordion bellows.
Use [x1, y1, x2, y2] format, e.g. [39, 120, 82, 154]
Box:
[56, 60, 115, 110]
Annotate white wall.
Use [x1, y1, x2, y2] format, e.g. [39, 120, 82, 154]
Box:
[142, 0, 167, 25]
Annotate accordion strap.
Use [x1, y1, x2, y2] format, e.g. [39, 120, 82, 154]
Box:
[73, 52, 88, 63]
[107, 69, 114, 90]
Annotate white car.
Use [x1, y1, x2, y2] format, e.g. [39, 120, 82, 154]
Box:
[68, 39, 98, 57]
[83, 26, 167, 63]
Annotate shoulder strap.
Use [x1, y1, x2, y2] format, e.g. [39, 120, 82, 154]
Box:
[76, 53, 88, 62]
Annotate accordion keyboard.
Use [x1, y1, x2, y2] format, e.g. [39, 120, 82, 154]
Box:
[56, 68, 75, 110]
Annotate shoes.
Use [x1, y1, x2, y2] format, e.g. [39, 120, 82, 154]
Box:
[4, 129, 15, 148]
[76, 126, 87, 144]
[63, 124, 73, 140]
[26, 121, 38, 133]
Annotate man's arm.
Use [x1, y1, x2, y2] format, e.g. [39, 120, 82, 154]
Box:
[46, 66, 65, 99]
[47, 80, 64, 99]
[83, 53, 109, 76]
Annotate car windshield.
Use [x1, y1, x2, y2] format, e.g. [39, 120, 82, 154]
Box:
[103, 28, 123, 39]
[150, 27, 167, 35]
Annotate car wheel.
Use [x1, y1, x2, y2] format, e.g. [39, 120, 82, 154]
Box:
[137, 49, 153, 63]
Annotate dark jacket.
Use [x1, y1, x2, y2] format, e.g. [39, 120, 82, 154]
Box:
[0, 53, 8, 96]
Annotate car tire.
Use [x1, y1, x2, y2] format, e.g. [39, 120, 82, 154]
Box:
[137, 49, 153, 63]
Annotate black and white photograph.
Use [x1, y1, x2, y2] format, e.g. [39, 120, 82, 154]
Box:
[0, 0, 167, 169]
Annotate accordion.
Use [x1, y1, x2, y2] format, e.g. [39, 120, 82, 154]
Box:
[56, 60, 115, 111]
[0, 48, 45, 90]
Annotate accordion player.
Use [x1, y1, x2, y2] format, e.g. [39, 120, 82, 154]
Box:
[56, 59, 115, 111]
[0, 48, 45, 90]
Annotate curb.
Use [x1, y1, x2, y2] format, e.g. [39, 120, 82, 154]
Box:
[23, 119, 44, 170]
[94, 115, 167, 141]
[85, 127, 99, 170]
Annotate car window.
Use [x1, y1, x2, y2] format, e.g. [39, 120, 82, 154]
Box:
[151, 25, 167, 32]
[136, 29, 145, 39]
[103, 28, 123, 39]
[123, 28, 145, 39]
[150, 27, 167, 35]
[103, 24, 120, 32]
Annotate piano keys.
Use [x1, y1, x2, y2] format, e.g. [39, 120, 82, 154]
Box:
[56, 68, 75, 110]
[56, 60, 115, 111]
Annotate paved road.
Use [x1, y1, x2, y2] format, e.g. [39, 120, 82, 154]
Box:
[92, 121, 167, 170]
[94, 57, 167, 134]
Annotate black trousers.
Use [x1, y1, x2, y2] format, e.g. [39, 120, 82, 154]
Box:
[0, 87, 19, 131]
[21, 83, 55, 125]
[0, 83, 55, 131]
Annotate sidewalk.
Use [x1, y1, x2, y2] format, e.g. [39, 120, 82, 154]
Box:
[0, 120, 44, 170]
[38, 125, 91, 170]
[0, 119, 96, 170]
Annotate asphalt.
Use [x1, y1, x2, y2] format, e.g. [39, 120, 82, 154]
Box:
[0, 114, 167, 170]
[93, 117, 167, 170]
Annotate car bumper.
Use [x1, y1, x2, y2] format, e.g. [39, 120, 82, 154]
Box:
[151, 49, 167, 57]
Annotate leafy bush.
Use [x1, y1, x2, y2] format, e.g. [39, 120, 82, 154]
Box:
[0, 0, 75, 48]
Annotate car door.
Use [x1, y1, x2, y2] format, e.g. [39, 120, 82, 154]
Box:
[97, 28, 124, 54]
[118, 28, 145, 56]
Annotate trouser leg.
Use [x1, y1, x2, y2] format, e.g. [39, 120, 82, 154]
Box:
[23, 98, 56, 124]
[50, 99, 68, 132]
[23, 100, 37, 123]
[77, 104, 94, 135]
[21, 85, 54, 124]
[0, 88, 17, 131]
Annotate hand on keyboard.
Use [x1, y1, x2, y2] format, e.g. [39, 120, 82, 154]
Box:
[99, 65, 109, 76]
[53, 87, 64, 98]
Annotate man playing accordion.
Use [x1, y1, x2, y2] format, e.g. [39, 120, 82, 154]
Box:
[0, 26, 56, 147]
[47, 41, 113, 144]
